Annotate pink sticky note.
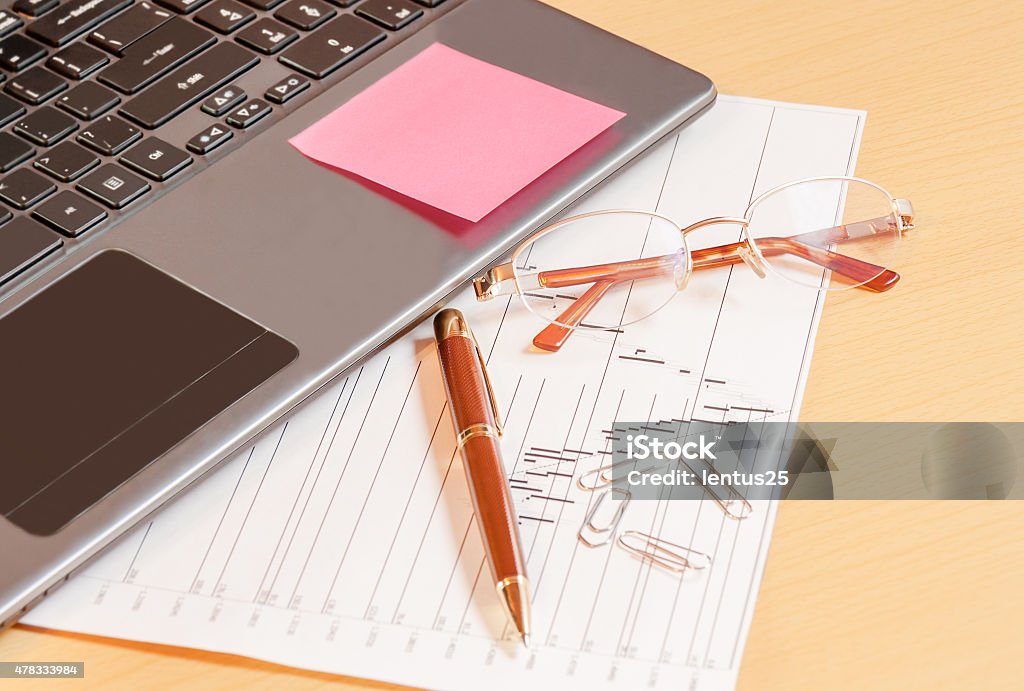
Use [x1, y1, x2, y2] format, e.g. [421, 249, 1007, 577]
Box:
[289, 43, 626, 222]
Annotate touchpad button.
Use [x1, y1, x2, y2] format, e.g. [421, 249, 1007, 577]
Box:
[0, 250, 298, 536]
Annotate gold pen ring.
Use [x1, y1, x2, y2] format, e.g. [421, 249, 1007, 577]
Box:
[457, 423, 499, 448]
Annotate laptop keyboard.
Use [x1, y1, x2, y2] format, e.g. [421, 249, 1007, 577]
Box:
[0, 0, 455, 289]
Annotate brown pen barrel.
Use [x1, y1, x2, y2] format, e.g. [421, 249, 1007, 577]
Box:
[435, 332, 526, 584]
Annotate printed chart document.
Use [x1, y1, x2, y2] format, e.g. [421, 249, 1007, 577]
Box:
[26, 96, 865, 691]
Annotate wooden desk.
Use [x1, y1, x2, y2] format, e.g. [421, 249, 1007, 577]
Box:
[3, 1, 1022, 688]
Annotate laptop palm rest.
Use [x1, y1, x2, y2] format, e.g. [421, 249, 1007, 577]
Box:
[0, 250, 297, 536]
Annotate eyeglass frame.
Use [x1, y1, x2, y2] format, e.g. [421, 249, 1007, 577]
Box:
[471, 176, 914, 352]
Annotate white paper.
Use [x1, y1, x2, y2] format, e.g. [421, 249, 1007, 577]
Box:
[26, 96, 865, 691]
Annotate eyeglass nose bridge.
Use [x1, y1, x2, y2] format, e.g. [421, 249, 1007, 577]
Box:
[679, 216, 768, 279]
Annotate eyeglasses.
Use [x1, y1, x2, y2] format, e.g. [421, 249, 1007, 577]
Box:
[472, 176, 915, 352]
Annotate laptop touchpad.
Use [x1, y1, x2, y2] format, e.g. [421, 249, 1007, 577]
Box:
[0, 250, 298, 536]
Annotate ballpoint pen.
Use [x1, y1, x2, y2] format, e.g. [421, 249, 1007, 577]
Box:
[432, 308, 532, 647]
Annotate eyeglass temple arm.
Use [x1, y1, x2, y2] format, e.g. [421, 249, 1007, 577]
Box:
[729, 213, 905, 290]
[693, 236, 900, 291]
[532, 280, 616, 352]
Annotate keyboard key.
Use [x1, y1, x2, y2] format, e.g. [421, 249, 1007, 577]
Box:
[47, 42, 109, 79]
[27, 0, 134, 47]
[34, 141, 100, 181]
[0, 92, 27, 128]
[0, 168, 56, 209]
[0, 216, 62, 287]
[88, 1, 174, 55]
[78, 163, 149, 207]
[0, 34, 48, 72]
[0, 11, 25, 39]
[32, 189, 107, 236]
[356, 0, 422, 30]
[0, 132, 34, 172]
[235, 17, 298, 54]
[120, 42, 258, 128]
[265, 72, 309, 104]
[275, 0, 335, 31]
[195, 0, 256, 33]
[201, 84, 244, 115]
[78, 114, 141, 154]
[186, 122, 232, 154]
[155, 0, 213, 13]
[279, 14, 384, 78]
[98, 18, 215, 94]
[57, 81, 120, 119]
[5, 66, 67, 105]
[411, 0, 448, 6]
[225, 97, 270, 128]
[120, 137, 192, 180]
[13, 0, 59, 17]
[0, 208, 10, 225]
[240, 0, 285, 10]
[32, 191, 103, 235]
[12, 106, 78, 146]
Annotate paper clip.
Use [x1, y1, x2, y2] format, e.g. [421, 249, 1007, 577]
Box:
[577, 460, 618, 491]
[616, 530, 712, 573]
[577, 487, 630, 547]
[685, 458, 754, 520]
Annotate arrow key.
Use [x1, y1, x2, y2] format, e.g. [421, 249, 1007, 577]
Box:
[32, 189, 107, 237]
[226, 97, 271, 129]
[196, 0, 256, 34]
[201, 84, 245, 116]
[265, 73, 309, 104]
[34, 141, 100, 182]
[187, 122, 233, 154]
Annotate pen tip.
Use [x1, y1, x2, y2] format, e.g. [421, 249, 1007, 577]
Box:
[497, 578, 533, 650]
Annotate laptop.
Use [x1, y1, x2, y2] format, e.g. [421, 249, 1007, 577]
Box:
[0, 0, 714, 626]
